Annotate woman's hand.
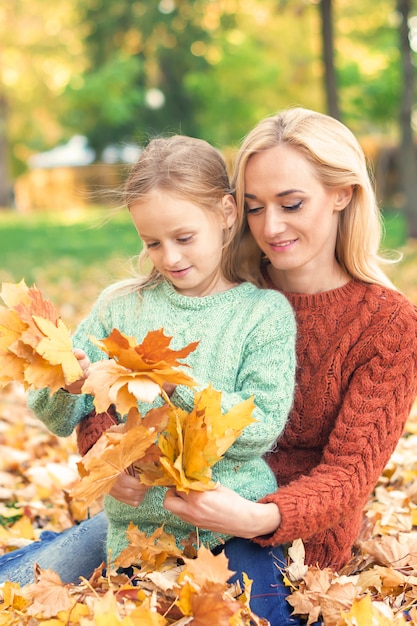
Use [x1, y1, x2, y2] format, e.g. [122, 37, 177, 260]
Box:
[109, 472, 149, 507]
[164, 483, 281, 539]
[64, 349, 91, 394]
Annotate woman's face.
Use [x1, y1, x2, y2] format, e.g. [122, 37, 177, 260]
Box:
[244, 144, 351, 292]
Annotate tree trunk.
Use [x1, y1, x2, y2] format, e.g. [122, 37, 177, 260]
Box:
[397, 0, 417, 238]
[0, 94, 11, 208]
[320, 0, 341, 120]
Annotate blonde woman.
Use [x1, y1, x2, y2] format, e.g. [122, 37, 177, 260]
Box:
[165, 108, 417, 623]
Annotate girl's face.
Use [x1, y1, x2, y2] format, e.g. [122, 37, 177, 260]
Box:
[244, 144, 352, 293]
[130, 189, 237, 297]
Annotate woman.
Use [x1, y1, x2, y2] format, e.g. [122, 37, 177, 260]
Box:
[164, 107, 417, 623]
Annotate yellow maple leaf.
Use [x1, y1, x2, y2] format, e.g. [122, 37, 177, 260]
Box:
[114, 522, 183, 570]
[0, 280, 31, 308]
[139, 385, 256, 493]
[83, 328, 198, 415]
[32, 316, 83, 385]
[129, 598, 168, 625]
[0, 281, 83, 392]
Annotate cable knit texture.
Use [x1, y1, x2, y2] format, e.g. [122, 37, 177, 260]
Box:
[76, 405, 118, 456]
[27, 280, 296, 560]
[256, 278, 417, 571]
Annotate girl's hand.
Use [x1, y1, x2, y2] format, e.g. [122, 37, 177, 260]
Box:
[63, 349, 91, 394]
[109, 472, 150, 507]
[164, 483, 281, 539]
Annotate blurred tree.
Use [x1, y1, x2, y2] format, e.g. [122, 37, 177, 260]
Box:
[0, 0, 84, 177]
[63, 0, 212, 155]
[0, 94, 11, 207]
[397, 0, 417, 237]
[185, 0, 323, 147]
[320, 0, 341, 119]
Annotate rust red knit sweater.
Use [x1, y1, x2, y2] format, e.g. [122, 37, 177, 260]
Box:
[256, 279, 417, 570]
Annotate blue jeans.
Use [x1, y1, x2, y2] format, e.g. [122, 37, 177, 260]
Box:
[0, 511, 108, 586]
[219, 538, 303, 625]
[0, 513, 303, 624]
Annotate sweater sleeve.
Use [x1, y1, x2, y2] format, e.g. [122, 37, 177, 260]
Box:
[26, 289, 114, 436]
[172, 295, 297, 460]
[256, 301, 417, 547]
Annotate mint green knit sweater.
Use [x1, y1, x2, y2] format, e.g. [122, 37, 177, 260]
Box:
[28, 280, 296, 560]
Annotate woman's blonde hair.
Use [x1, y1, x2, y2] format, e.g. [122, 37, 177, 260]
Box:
[232, 107, 397, 289]
[116, 134, 247, 294]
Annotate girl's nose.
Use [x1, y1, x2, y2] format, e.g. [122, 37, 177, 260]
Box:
[162, 244, 182, 266]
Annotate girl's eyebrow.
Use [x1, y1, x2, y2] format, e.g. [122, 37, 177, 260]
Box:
[245, 189, 304, 199]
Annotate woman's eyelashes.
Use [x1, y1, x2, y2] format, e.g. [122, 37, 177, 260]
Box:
[282, 200, 303, 211]
[245, 199, 304, 214]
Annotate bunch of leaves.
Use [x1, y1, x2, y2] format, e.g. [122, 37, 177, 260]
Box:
[82, 327, 199, 415]
[136, 385, 256, 493]
[70, 385, 257, 509]
[70, 406, 167, 509]
[0, 281, 83, 393]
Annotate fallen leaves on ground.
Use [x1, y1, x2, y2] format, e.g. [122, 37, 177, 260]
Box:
[1, 388, 417, 624]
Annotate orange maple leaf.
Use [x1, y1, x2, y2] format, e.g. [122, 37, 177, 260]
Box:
[82, 328, 198, 415]
[180, 545, 236, 588]
[114, 521, 184, 570]
[0, 281, 83, 392]
[70, 407, 167, 508]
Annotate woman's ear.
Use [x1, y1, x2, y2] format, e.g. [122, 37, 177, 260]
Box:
[222, 194, 238, 228]
[334, 185, 354, 212]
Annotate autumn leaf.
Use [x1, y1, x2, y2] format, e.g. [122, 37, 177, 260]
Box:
[139, 385, 256, 493]
[114, 522, 184, 570]
[286, 539, 309, 583]
[70, 408, 162, 508]
[175, 547, 242, 624]
[0, 281, 83, 392]
[189, 589, 242, 626]
[83, 328, 198, 414]
[180, 545, 236, 588]
[22, 568, 74, 618]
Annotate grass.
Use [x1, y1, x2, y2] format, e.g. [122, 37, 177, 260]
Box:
[0, 208, 143, 326]
[0, 208, 141, 283]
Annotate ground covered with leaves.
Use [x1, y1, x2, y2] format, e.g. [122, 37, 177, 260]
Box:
[0, 241, 417, 625]
[0, 385, 416, 625]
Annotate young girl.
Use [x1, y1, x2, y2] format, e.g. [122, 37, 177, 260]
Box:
[24, 135, 297, 573]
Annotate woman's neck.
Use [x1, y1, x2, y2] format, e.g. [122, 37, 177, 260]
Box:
[267, 262, 351, 295]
